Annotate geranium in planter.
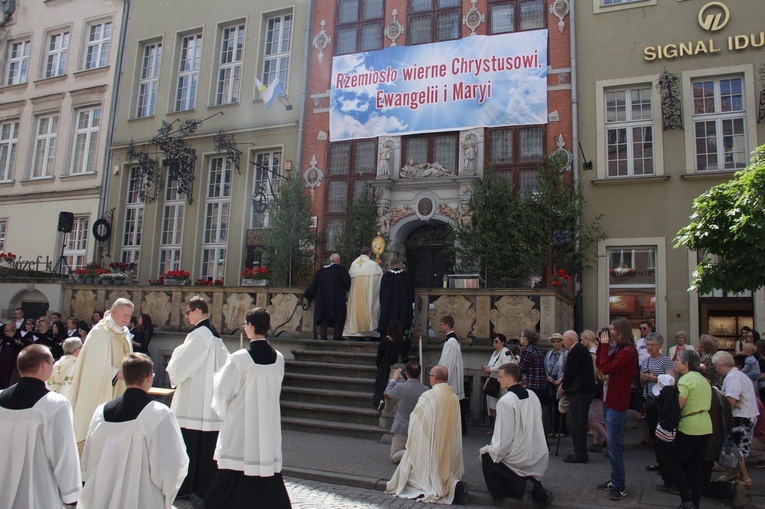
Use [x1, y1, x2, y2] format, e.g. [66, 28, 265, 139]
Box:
[241, 267, 269, 286]
[551, 269, 570, 288]
[162, 269, 191, 286]
[0, 251, 17, 266]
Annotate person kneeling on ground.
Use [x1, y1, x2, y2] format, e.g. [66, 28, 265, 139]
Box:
[480, 363, 554, 506]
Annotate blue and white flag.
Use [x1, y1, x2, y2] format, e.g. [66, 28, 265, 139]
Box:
[255, 76, 284, 109]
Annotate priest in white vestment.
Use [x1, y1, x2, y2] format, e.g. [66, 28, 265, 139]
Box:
[46, 337, 82, 400]
[68, 298, 134, 442]
[480, 363, 553, 505]
[79, 353, 188, 509]
[386, 365, 469, 504]
[206, 308, 291, 508]
[166, 296, 229, 500]
[343, 247, 383, 339]
[0, 345, 82, 508]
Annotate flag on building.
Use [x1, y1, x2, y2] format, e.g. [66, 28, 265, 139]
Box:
[254, 76, 284, 109]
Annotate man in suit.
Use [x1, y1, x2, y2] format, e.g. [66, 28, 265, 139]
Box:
[303, 253, 351, 341]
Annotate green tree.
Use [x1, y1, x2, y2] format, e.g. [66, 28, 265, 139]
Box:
[450, 155, 603, 287]
[262, 177, 315, 287]
[675, 144, 765, 293]
[334, 186, 383, 267]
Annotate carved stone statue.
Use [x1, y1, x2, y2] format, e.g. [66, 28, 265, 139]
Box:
[399, 159, 453, 179]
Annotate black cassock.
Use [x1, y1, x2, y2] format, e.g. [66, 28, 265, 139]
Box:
[303, 263, 351, 328]
[377, 268, 414, 334]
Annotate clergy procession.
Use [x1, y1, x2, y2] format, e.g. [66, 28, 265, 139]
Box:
[2, 250, 764, 509]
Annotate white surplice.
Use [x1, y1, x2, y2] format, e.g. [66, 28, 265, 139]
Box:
[211, 348, 285, 476]
[79, 401, 189, 509]
[46, 354, 77, 400]
[0, 392, 82, 507]
[343, 254, 383, 338]
[386, 383, 464, 504]
[438, 335, 465, 399]
[166, 324, 229, 431]
[479, 387, 549, 480]
[68, 316, 133, 441]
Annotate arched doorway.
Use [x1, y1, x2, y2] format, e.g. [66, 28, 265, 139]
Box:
[406, 224, 453, 288]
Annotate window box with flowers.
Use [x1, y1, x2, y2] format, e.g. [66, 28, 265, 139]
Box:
[99, 272, 115, 285]
[241, 267, 270, 286]
[0, 251, 17, 267]
[94, 268, 110, 284]
[162, 269, 191, 286]
[195, 278, 224, 287]
[109, 261, 137, 280]
[112, 272, 129, 285]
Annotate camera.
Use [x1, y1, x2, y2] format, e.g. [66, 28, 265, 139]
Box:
[598, 327, 611, 341]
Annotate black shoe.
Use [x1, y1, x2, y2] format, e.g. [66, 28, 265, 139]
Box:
[454, 481, 470, 505]
[596, 480, 614, 491]
[189, 493, 206, 509]
[563, 455, 588, 464]
[646, 463, 661, 471]
[609, 487, 627, 500]
[541, 490, 554, 506]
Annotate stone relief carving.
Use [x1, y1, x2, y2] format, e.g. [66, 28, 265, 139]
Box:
[400, 159, 453, 179]
[312, 20, 331, 63]
[550, 134, 573, 172]
[266, 293, 304, 336]
[304, 154, 324, 204]
[222, 293, 254, 334]
[458, 201, 473, 227]
[390, 204, 413, 226]
[428, 295, 475, 345]
[143, 291, 173, 328]
[377, 138, 393, 177]
[489, 296, 541, 339]
[71, 290, 97, 323]
[461, 133, 478, 175]
[377, 203, 391, 233]
[437, 203, 459, 223]
[105, 290, 132, 313]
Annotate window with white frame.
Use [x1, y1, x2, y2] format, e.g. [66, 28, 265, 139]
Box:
[175, 33, 202, 111]
[0, 219, 7, 251]
[158, 174, 184, 277]
[250, 150, 282, 229]
[488, 0, 546, 34]
[121, 167, 144, 265]
[692, 76, 747, 172]
[261, 15, 291, 96]
[408, 0, 460, 45]
[70, 107, 101, 174]
[63, 216, 88, 272]
[607, 246, 657, 327]
[84, 21, 113, 70]
[216, 24, 244, 105]
[335, 0, 383, 55]
[45, 30, 70, 78]
[201, 157, 232, 280]
[136, 42, 162, 118]
[31, 114, 59, 179]
[604, 86, 654, 177]
[6, 40, 30, 85]
[0, 120, 19, 182]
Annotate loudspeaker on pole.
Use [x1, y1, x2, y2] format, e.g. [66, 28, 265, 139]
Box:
[57, 211, 74, 233]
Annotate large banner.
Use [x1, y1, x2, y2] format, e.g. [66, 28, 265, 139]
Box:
[330, 30, 548, 141]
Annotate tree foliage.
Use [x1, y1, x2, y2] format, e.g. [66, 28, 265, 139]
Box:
[675, 144, 765, 293]
[334, 187, 383, 268]
[262, 177, 315, 287]
[450, 155, 603, 287]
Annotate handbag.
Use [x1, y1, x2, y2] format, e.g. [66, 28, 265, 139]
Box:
[718, 440, 742, 469]
[482, 377, 501, 398]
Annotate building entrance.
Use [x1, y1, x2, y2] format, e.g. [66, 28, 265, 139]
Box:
[405, 224, 453, 288]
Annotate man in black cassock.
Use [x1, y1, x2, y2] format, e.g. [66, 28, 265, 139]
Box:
[303, 253, 351, 341]
[378, 258, 415, 336]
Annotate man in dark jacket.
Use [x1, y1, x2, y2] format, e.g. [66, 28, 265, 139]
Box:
[560, 329, 595, 464]
[303, 253, 351, 341]
[378, 258, 414, 336]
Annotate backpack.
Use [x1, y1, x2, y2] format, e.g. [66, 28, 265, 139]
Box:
[654, 385, 681, 442]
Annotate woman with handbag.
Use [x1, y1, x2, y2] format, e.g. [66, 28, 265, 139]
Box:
[669, 349, 712, 509]
[482, 333, 512, 430]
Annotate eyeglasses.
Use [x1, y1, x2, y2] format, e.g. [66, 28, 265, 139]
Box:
[639, 327, 648, 330]
[184, 310, 192, 316]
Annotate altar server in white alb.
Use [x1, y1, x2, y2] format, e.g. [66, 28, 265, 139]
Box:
[166, 295, 230, 501]
[343, 246, 383, 339]
[205, 308, 291, 508]
[68, 298, 134, 442]
[386, 365, 469, 504]
[438, 315, 467, 433]
[79, 353, 188, 509]
[0, 345, 82, 508]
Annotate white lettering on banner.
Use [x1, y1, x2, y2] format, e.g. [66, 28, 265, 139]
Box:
[329, 30, 548, 141]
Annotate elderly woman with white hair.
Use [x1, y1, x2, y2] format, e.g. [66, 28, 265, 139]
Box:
[712, 350, 759, 490]
[669, 331, 695, 362]
[46, 337, 83, 399]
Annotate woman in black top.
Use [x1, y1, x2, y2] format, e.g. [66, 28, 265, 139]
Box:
[132, 313, 154, 355]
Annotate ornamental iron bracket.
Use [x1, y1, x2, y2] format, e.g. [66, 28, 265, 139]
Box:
[656, 69, 683, 130]
[213, 129, 243, 174]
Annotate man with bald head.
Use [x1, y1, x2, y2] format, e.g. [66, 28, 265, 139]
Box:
[68, 297, 134, 442]
[559, 329, 595, 464]
[386, 364, 468, 504]
[303, 253, 351, 341]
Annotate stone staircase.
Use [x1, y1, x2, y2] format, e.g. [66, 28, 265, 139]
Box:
[280, 339, 390, 440]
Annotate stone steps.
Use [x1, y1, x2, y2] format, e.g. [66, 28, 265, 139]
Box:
[280, 339, 388, 440]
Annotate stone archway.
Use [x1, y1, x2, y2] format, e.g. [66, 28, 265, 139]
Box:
[9, 288, 50, 322]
